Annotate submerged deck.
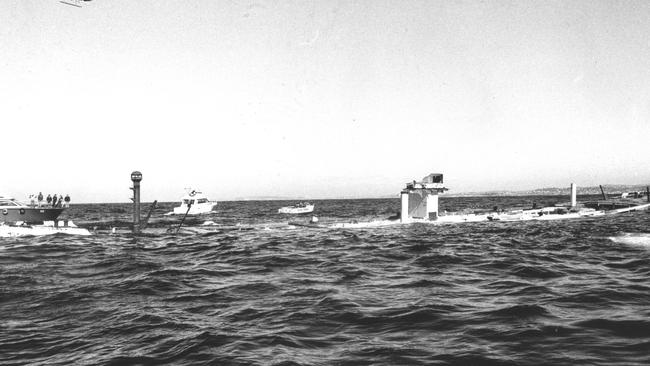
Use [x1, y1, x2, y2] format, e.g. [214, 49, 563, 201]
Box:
[583, 199, 650, 210]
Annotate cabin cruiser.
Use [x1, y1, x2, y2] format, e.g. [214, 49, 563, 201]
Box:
[0, 195, 90, 237]
[278, 202, 315, 214]
[0, 196, 64, 224]
[169, 189, 217, 215]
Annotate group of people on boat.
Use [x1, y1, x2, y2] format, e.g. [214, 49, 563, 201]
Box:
[28, 192, 71, 208]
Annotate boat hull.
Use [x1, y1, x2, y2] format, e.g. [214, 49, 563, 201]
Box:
[288, 221, 327, 228]
[172, 203, 217, 215]
[278, 205, 314, 214]
[1, 207, 64, 224]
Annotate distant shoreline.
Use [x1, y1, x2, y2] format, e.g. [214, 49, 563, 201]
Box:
[450, 184, 650, 197]
[62, 184, 650, 204]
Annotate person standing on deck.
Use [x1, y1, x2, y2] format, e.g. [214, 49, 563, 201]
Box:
[52, 194, 58, 208]
[46, 194, 52, 207]
[29, 194, 36, 207]
[58, 195, 63, 208]
[37, 192, 43, 207]
[64, 194, 71, 208]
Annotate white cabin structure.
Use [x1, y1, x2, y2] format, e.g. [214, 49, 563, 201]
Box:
[400, 173, 448, 222]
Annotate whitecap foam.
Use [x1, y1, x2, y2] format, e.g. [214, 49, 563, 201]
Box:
[609, 233, 650, 248]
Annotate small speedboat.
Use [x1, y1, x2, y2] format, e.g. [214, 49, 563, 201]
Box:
[169, 189, 217, 215]
[278, 202, 314, 214]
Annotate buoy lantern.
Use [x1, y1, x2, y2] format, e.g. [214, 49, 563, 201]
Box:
[131, 171, 143, 182]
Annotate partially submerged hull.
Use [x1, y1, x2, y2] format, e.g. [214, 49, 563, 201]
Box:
[583, 198, 649, 211]
[431, 203, 649, 223]
[295, 203, 650, 229]
[288, 221, 327, 229]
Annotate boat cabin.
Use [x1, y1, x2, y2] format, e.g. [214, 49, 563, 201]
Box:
[183, 198, 209, 205]
[621, 191, 646, 199]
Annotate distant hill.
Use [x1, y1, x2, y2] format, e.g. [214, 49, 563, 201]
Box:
[231, 185, 650, 200]
[232, 196, 307, 201]
[450, 184, 650, 197]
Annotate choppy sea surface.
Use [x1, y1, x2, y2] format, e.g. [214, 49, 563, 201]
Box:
[1, 196, 649, 366]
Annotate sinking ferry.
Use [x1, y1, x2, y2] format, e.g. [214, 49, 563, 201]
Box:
[400, 173, 649, 224]
[291, 173, 650, 229]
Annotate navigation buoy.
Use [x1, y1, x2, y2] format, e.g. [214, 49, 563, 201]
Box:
[131, 171, 142, 234]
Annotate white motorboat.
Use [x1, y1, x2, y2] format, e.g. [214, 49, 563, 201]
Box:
[169, 189, 217, 215]
[278, 202, 314, 214]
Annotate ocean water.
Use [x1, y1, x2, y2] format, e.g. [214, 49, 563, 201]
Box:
[1, 196, 649, 366]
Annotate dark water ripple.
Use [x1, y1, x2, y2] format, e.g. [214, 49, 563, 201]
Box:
[1, 196, 650, 365]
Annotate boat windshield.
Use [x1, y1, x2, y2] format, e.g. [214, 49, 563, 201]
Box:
[0, 198, 22, 207]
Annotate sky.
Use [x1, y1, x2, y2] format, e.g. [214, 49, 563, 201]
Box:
[1, 0, 650, 203]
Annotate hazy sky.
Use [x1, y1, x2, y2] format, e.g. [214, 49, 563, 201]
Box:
[2, 0, 650, 202]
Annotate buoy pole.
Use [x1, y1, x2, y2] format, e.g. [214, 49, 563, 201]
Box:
[130, 171, 143, 234]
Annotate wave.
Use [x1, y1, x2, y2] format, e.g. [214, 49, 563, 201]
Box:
[509, 264, 564, 279]
[5, 198, 650, 365]
[574, 318, 650, 338]
[481, 304, 551, 320]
